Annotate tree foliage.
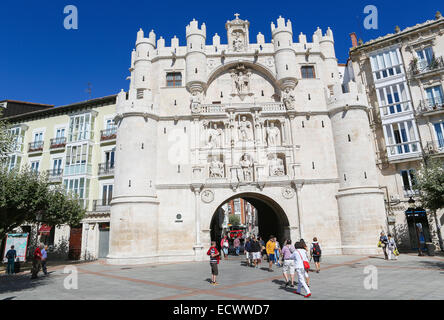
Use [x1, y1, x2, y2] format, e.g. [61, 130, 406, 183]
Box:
[416, 159, 444, 212]
[0, 111, 14, 165]
[229, 214, 241, 226]
[0, 167, 85, 238]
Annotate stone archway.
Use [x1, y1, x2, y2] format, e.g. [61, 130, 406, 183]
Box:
[209, 192, 290, 246]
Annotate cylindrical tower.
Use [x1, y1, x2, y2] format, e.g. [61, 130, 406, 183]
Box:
[319, 27, 339, 87]
[131, 29, 155, 93]
[271, 16, 297, 89]
[328, 82, 387, 255]
[185, 19, 207, 94]
[107, 30, 159, 265]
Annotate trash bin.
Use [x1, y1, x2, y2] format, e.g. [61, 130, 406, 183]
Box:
[425, 242, 435, 256]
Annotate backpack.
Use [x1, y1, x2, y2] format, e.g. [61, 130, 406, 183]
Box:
[312, 243, 321, 256]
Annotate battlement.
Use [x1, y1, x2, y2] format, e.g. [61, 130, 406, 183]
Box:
[327, 82, 368, 111]
[136, 28, 156, 47]
[186, 19, 206, 38]
[271, 16, 293, 36]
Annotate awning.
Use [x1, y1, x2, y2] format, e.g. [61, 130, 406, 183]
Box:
[38, 224, 52, 235]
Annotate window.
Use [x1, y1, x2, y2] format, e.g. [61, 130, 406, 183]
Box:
[301, 66, 315, 79]
[52, 158, 63, 175]
[63, 177, 90, 209]
[416, 47, 434, 70]
[433, 122, 444, 149]
[68, 113, 93, 142]
[166, 72, 182, 87]
[401, 169, 417, 195]
[65, 143, 92, 175]
[425, 85, 444, 107]
[31, 161, 40, 173]
[384, 120, 419, 156]
[370, 49, 402, 80]
[102, 184, 113, 206]
[377, 83, 410, 116]
[7, 155, 21, 172]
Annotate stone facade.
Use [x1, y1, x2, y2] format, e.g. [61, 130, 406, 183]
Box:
[107, 14, 387, 264]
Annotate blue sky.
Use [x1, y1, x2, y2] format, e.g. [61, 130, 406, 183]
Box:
[1, 0, 442, 106]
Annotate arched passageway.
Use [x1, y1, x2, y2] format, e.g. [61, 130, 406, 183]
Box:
[210, 193, 290, 248]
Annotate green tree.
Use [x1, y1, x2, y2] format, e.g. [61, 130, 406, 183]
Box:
[0, 167, 85, 239]
[0, 111, 14, 166]
[416, 159, 444, 211]
[229, 214, 240, 226]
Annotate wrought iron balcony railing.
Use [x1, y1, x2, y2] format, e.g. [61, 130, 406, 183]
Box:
[46, 169, 63, 182]
[28, 141, 44, 152]
[100, 127, 117, 141]
[92, 199, 111, 212]
[417, 97, 444, 113]
[425, 140, 444, 154]
[98, 162, 115, 176]
[50, 137, 67, 149]
[409, 56, 444, 77]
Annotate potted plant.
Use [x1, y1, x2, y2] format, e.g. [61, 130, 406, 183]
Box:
[409, 57, 418, 74]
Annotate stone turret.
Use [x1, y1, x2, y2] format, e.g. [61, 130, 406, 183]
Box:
[271, 16, 297, 89]
[185, 19, 207, 94]
[328, 82, 387, 254]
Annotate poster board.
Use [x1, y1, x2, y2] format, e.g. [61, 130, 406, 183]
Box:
[2, 233, 29, 262]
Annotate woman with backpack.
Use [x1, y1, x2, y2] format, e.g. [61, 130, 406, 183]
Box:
[310, 237, 322, 273]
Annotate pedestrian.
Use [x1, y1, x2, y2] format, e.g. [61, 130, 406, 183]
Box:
[291, 241, 311, 298]
[5, 245, 17, 275]
[207, 241, 220, 285]
[387, 234, 398, 260]
[266, 236, 276, 272]
[310, 237, 322, 273]
[244, 237, 252, 266]
[258, 237, 266, 261]
[379, 232, 388, 260]
[234, 236, 241, 256]
[31, 244, 43, 279]
[251, 236, 261, 268]
[274, 237, 281, 267]
[41, 245, 48, 275]
[299, 238, 310, 286]
[221, 235, 229, 260]
[281, 239, 295, 288]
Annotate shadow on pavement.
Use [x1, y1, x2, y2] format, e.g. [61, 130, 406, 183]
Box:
[0, 273, 52, 295]
[418, 260, 444, 270]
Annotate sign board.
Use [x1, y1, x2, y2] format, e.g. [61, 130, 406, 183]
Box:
[3, 233, 29, 262]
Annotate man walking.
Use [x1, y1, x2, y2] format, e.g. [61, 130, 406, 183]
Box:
[31, 244, 43, 279]
[41, 245, 48, 275]
[233, 236, 241, 256]
[244, 237, 252, 266]
[281, 240, 295, 287]
[379, 232, 388, 260]
[251, 236, 261, 268]
[5, 245, 17, 275]
[207, 241, 220, 285]
[310, 237, 322, 273]
[266, 236, 276, 272]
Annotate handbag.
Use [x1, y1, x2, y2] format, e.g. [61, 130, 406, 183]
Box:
[297, 250, 310, 271]
[377, 241, 382, 248]
[393, 248, 399, 256]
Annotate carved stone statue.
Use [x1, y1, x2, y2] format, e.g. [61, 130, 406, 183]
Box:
[209, 157, 224, 178]
[269, 153, 285, 176]
[282, 88, 295, 110]
[207, 123, 222, 148]
[266, 122, 280, 146]
[232, 31, 244, 52]
[238, 116, 252, 141]
[240, 154, 253, 181]
[231, 66, 251, 98]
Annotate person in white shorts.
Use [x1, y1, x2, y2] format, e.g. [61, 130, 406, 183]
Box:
[281, 239, 295, 288]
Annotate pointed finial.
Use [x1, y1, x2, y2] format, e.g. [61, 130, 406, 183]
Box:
[436, 11, 442, 19]
[358, 38, 363, 45]
[395, 25, 400, 33]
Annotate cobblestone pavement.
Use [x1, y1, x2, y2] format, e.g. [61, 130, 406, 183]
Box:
[1, 254, 443, 300]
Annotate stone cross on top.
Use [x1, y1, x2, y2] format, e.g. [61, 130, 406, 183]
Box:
[234, 13, 240, 19]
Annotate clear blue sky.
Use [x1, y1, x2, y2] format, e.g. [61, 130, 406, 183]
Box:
[1, 0, 442, 106]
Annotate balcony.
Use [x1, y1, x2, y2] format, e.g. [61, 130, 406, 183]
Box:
[92, 199, 111, 212]
[46, 169, 63, 183]
[64, 163, 92, 176]
[28, 141, 44, 154]
[416, 97, 444, 115]
[98, 162, 115, 178]
[425, 140, 444, 155]
[199, 102, 285, 114]
[100, 127, 117, 144]
[409, 56, 444, 78]
[403, 187, 420, 198]
[50, 137, 66, 152]
[386, 141, 421, 162]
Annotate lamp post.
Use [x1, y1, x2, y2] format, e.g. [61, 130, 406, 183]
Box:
[408, 197, 424, 256]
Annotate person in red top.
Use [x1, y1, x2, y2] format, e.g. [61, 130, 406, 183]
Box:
[207, 241, 220, 286]
[31, 244, 43, 279]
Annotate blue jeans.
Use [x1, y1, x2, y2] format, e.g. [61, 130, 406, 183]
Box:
[235, 247, 240, 255]
[7, 259, 15, 274]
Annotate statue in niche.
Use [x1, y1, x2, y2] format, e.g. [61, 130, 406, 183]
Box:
[237, 116, 253, 141]
[282, 88, 295, 110]
[269, 153, 285, 176]
[266, 121, 280, 147]
[239, 154, 253, 181]
[209, 157, 224, 178]
[207, 123, 223, 148]
[232, 31, 245, 52]
[231, 66, 252, 98]
[190, 91, 202, 113]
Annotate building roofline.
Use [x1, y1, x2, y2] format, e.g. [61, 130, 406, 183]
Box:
[0, 100, 54, 107]
[3, 94, 117, 123]
[350, 16, 444, 54]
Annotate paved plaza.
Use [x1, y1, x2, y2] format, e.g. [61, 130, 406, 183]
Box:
[0, 254, 443, 300]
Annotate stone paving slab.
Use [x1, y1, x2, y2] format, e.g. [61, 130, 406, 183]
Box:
[0, 254, 443, 300]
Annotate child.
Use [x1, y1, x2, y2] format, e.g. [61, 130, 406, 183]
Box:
[207, 241, 220, 285]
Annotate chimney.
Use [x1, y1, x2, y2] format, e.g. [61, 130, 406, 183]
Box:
[350, 32, 358, 48]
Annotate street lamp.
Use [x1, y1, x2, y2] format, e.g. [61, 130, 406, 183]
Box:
[408, 197, 424, 256]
